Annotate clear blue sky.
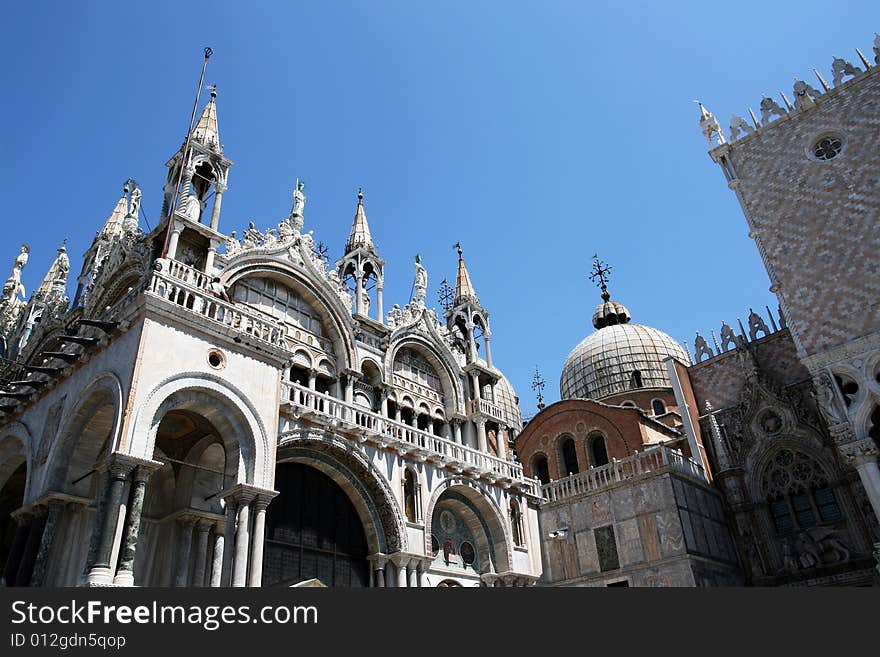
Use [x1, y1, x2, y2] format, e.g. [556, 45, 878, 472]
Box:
[1, 2, 876, 416]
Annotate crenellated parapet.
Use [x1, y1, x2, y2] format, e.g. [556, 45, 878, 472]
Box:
[698, 33, 878, 150]
[690, 305, 785, 364]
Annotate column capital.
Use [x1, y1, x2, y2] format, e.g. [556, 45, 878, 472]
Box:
[840, 439, 879, 466]
[98, 453, 163, 479]
[367, 553, 389, 569]
[220, 483, 278, 506]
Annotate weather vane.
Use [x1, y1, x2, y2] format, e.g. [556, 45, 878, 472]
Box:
[531, 366, 546, 410]
[314, 240, 330, 266]
[589, 254, 612, 302]
[438, 278, 455, 311]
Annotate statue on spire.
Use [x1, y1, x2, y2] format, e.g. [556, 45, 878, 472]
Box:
[589, 254, 612, 302]
[412, 254, 428, 309]
[289, 179, 306, 232]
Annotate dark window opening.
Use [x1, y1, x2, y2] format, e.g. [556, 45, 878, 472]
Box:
[833, 375, 859, 407]
[652, 399, 666, 416]
[590, 433, 609, 467]
[532, 455, 550, 485]
[560, 438, 579, 476]
[630, 370, 643, 389]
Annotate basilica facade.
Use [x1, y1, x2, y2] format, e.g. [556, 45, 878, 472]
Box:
[1, 35, 879, 589]
[0, 85, 540, 588]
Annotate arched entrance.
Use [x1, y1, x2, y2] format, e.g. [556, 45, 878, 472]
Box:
[263, 463, 369, 587]
[0, 434, 27, 586]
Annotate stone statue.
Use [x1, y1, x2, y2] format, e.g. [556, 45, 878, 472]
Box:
[278, 219, 294, 242]
[812, 373, 845, 425]
[728, 115, 754, 141]
[874, 33, 880, 65]
[224, 230, 241, 256]
[183, 194, 202, 222]
[129, 186, 142, 221]
[412, 254, 427, 308]
[831, 57, 862, 86]
[7, 244, 29, 301]
[289, 179, 306, 232]
[300, 230, 315, 257]
[361, 288, 371, 314]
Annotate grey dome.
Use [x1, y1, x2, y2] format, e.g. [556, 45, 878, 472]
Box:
[560, 316, 690, 401]
[493, 373, 523, 430]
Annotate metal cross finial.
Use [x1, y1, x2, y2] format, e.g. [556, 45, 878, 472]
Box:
[207, 83, 217, 98]
[453, 241, 463, 258]
[531, 366, 546, 410]
[589, 254, 613, 302]
[438, 278, 454, 311]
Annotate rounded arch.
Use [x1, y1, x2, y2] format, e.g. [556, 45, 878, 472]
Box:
[745, 435, 838, 502]
[46, 373, 124, 496]
[131, 373, 269, 487]
[0, 430, 30, 502]
[387, 337, 463, 412]
[424, 478, 511, 574]
[360, 358, 383, 386]
[220, 260, 358, 371]
[529, 452, 550, 485]
[556, 433, 579, 476]
[274, 430, 407, 554]
[853, 394, 880, 442]
[586, 430, 609, 467]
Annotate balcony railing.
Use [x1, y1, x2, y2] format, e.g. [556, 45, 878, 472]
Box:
[281, 382, 538, 495]
[542, 444, 706, 504]
[146, 269, 287, 348]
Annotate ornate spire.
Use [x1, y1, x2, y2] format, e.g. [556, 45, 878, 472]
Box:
[35, 241, 70, 302]
[100, 186, 130, 240]
[345, 188, 375, 254]
[695, 100, 726, 147]
[589, 255, 631, 329]
[191, 85, 220, 149]
[453, 242, 479, 306]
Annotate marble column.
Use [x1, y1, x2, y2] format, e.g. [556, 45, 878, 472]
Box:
[220, 497, 238, 586]
[344, 375, 355, 404]
[391, 554, 409, 588]
[307, 369, 317, 391]
[376, 285, 384, 323]
[204, 238, 221, 274]
[483, 331, 493, 368]
[374, 563, 386, 587]
[192, 520, 212, 587]
[29, 500, 65, 587]
[113, 466, 151, 586]
[407, 561, 418, 588]
[209, 184, 226, 231]
[497, 425, 508, 459]
[209, 522, 225, 587]
[88, 461, 132, 585]
[843, 442, 880, 523]
[355, 271, 364, 316]
[248, 497, 270, 587]
[476, 419, 488, 453]
[2, 515, 30, 586]
[453, 420, 463, 445]
[15, 508, 46, 586]
[231, 497, 252, 587]
[166, 219, 184, 260]
[173, 515, 197, 587]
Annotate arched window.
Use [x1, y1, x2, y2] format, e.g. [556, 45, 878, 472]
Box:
[589, 432, 609, 467]
[531, 454, 550, 485]
[510, 500, 524, 547]
[762, 449, 842, 534]
[403, 469, 418, 523]
[630, 370, 643, 389]
[652, 399, 666, 416]
[560, 437, 579, 476]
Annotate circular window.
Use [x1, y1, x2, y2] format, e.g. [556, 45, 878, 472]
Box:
[812, 135, 842, 161]
[460, 541, 476, 565]
[207, 349, 226, 370]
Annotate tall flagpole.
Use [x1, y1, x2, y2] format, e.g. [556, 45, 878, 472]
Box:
[162, 46, 213, 257]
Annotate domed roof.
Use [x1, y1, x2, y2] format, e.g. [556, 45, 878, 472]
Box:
[493, 373, 523, 430]
[560, 301, 690, 402]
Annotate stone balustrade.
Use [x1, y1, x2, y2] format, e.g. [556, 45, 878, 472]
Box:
[146, 268, 287, 347]
[542, 444, 706, 504]
[282, 382, 538, 496]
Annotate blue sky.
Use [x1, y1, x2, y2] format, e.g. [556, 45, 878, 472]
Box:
[1, 2, 876, 416]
